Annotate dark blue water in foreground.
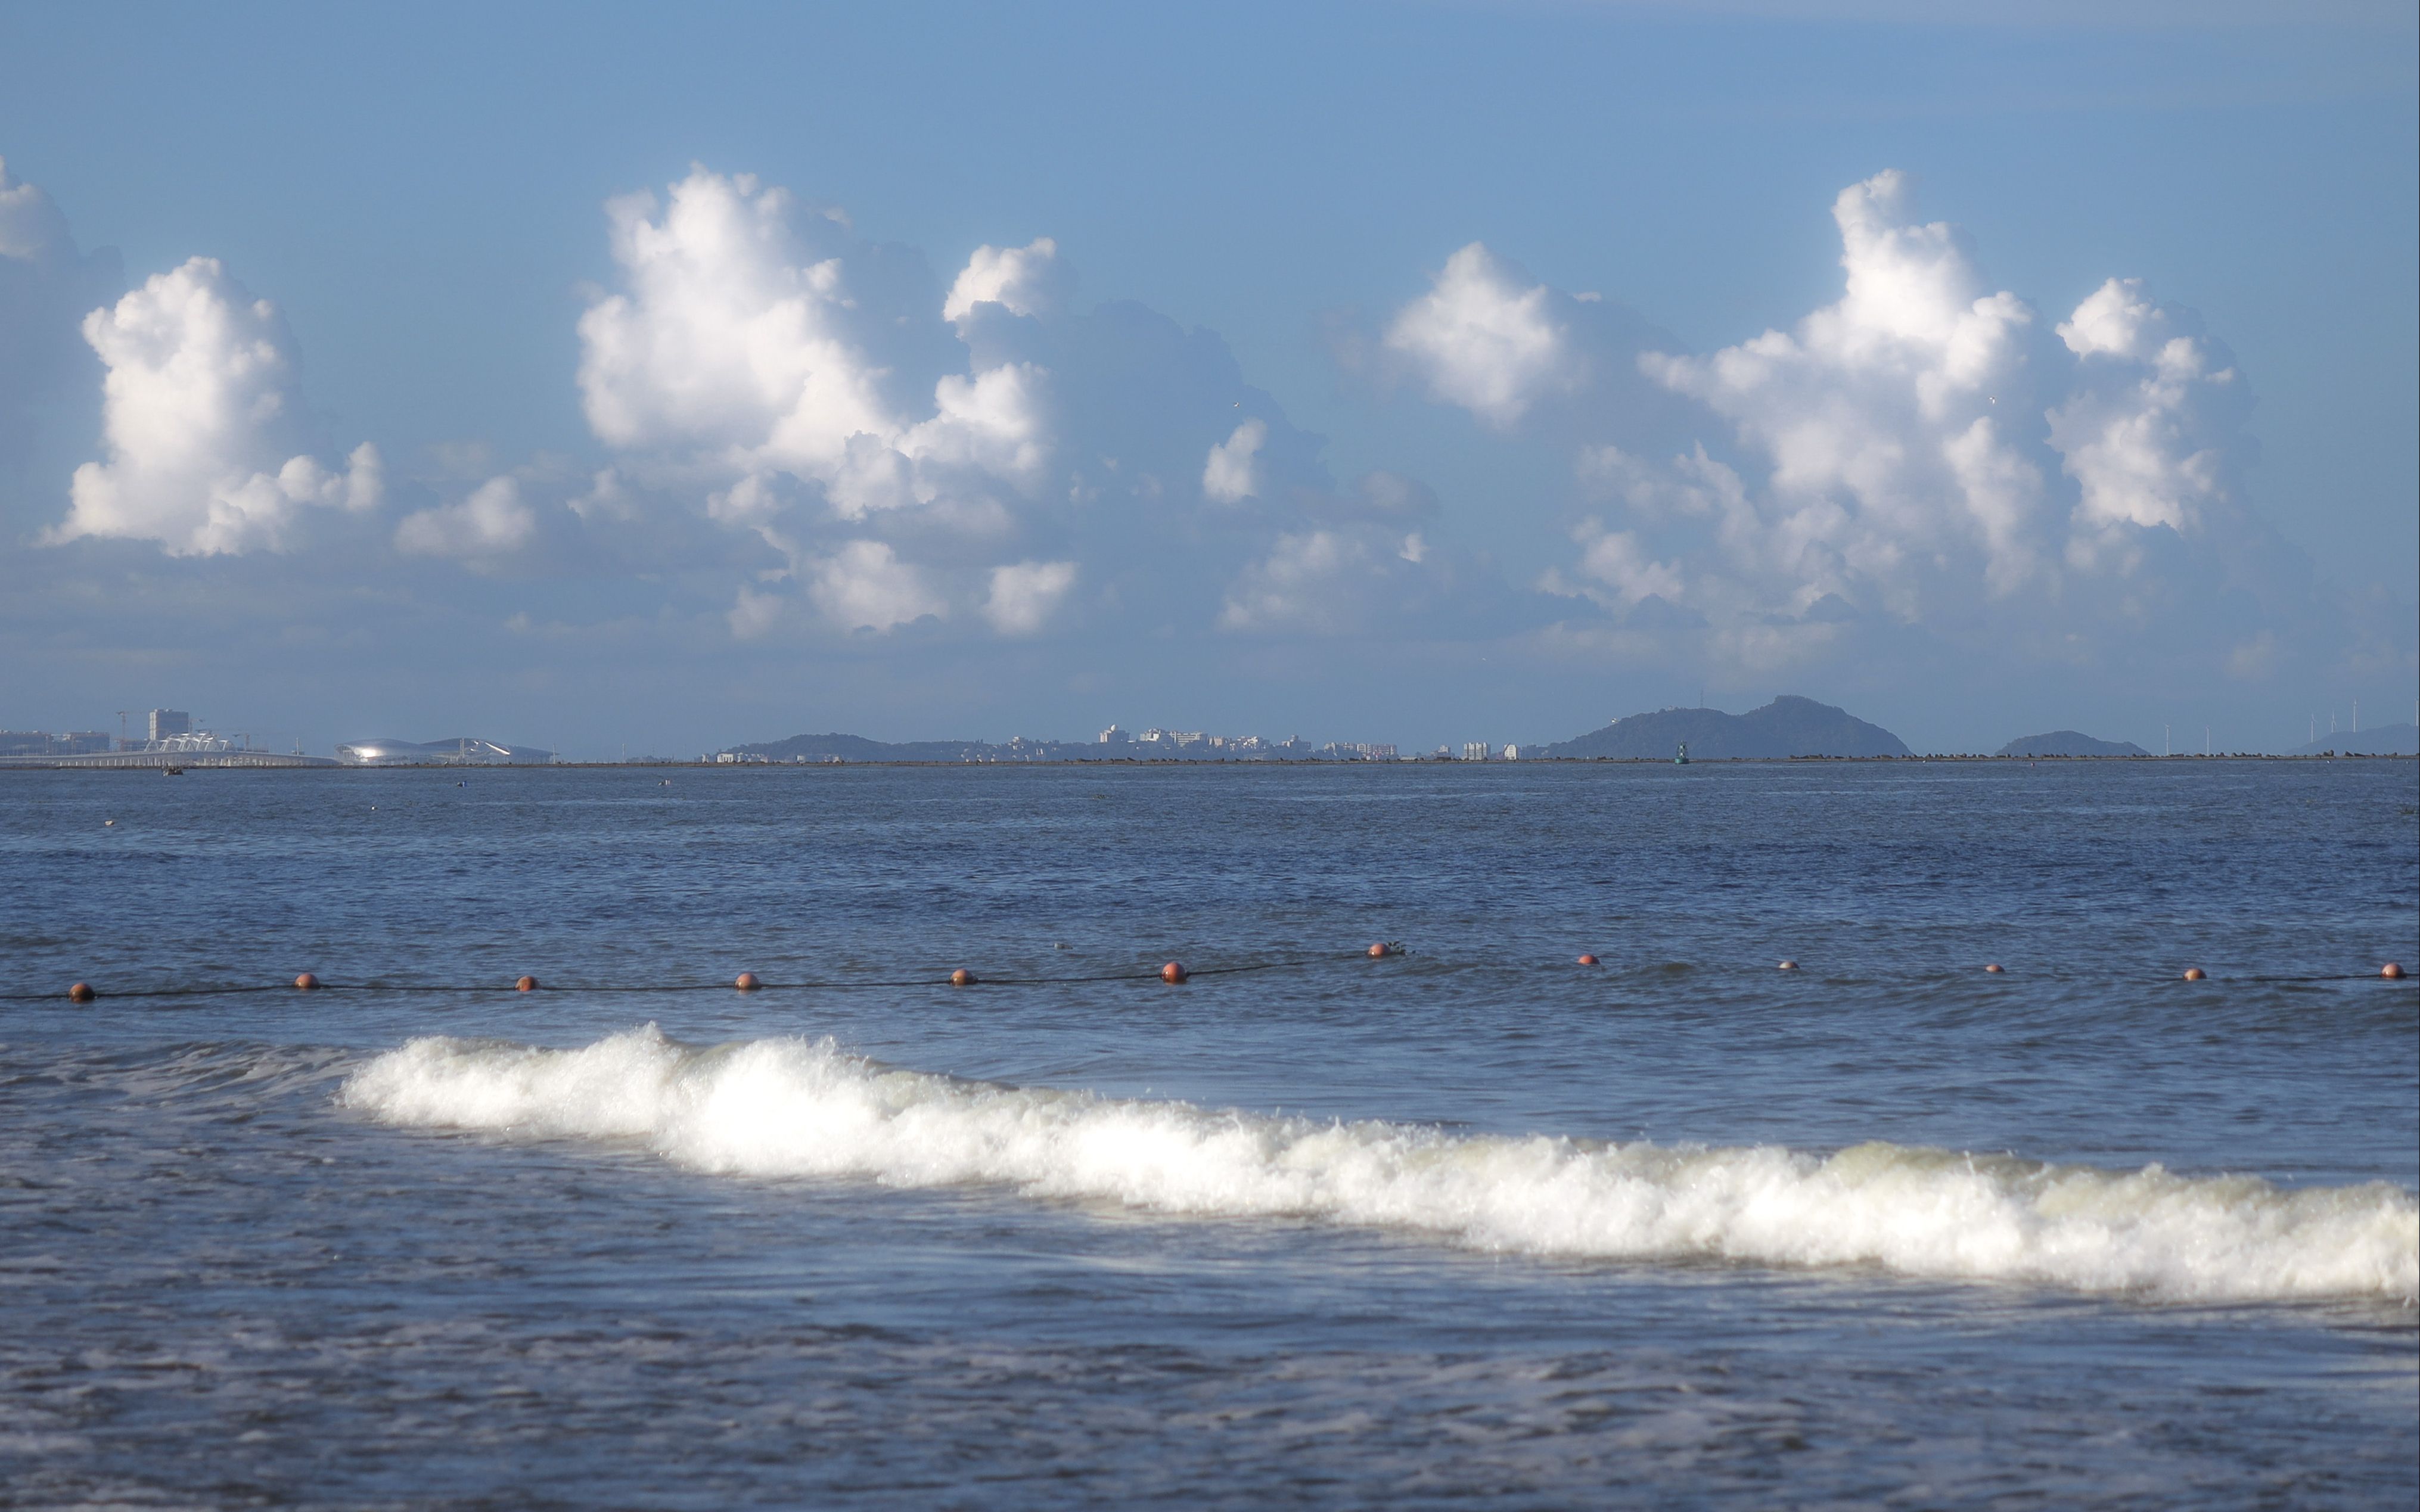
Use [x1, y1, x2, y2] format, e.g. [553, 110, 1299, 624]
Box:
[2, 760, 2415, 1508]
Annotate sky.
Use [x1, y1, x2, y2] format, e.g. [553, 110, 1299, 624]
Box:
[1, 0, 2413, 757]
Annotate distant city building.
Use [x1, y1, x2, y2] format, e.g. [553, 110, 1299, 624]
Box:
[6, 723, 223, 755]
[148, 709, 191, 742]
[713, 722, 1412, 764]
[1, 730, 111, 755]
[1462, 742, 1492, 762]
[336, 738, 554, 766]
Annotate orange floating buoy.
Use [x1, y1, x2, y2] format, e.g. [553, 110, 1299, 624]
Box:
[1577, 953, 1599, 966]
[515, 975, 539, 992]
[2384, 963, 2406, 979]
[1366, 942, 1391, 959]
[294, 973, 321, 990]
[68, 982, 95, 1003]
[1778, 960, 1798, 971]
[2181, 967, 2205, 981]
[950, 968, 977, 987]
[735, 972, 761, 991]
[1983, 963, 2005, 974]
[1160, 961, 1188, 984]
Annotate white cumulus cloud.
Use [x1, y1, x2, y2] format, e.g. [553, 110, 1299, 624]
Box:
[807, 539, 947, 632]
[51, 257, 379, 555]
[1201, 418, 1266, 503]
[0, 157, 72, 263]
[727, 584, 788, 640]
[2049, 276, 2245, 542]
[395, 475, 539, 565]
[1216, 522, 1481, 637]
[1638, 171, 2051, 613]
[1219, 530, 1364, 633]
[900, 361, 1053, 489]
[1384, 243, 1579, 428]
[1561, 522, 1686, 609]
[1537, 170, 2331, 693]
[983, 559, 1078, 635]
[942, 237, 1064, 325]
[576, 169, 900, 471]
[569, 168, 1083, 637]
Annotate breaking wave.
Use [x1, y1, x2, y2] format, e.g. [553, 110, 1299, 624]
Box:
[341, 1026, 2418, 1304]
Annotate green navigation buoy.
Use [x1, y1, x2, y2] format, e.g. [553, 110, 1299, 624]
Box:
[1675, 741, 1689, 766]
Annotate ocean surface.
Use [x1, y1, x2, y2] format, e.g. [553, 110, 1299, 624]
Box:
[2, 759, 2415, 1509]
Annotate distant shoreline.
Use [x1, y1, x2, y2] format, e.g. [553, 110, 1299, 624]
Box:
[3, 752, 2410, 773]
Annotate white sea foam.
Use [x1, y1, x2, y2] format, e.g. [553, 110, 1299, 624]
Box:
[341, 1026, 2419, 1304]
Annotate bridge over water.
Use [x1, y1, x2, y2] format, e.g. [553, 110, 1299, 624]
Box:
[0, 751, 342, 770]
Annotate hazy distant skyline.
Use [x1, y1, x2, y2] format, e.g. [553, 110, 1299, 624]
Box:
[2, 1, 2413, 757]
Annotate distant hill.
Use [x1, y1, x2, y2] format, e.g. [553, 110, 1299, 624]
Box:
[2283, 723, 2418, 757]
[1543, 696, 1911, 760]
[1997, 730, 2149, 757]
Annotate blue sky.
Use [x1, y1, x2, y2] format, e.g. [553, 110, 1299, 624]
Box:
[1, 0, 2412, 755]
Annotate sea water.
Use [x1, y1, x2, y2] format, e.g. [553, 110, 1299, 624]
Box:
[2, 760, 2413, 1507]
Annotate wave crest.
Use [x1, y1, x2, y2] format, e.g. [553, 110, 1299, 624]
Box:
[340, 1026, 2419, 1304]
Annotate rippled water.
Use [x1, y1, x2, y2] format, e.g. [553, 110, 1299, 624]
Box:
[3, 760, 2415, 1507]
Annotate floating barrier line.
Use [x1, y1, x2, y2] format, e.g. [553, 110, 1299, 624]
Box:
[2236, 973, 2419, 985]
[5, 982, 301, 1003]
[16, 954, 2415, 1006]
[10, 953, 1376, 1004]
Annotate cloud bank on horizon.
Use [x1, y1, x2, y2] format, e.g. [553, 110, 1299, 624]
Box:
[0, 152, 2407, 745]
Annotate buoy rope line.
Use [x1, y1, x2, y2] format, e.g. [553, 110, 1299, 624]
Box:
[13, 951, 1387, 1004]
[15, 952, 2415, 1005]
[2221, 973, 2418, 985]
